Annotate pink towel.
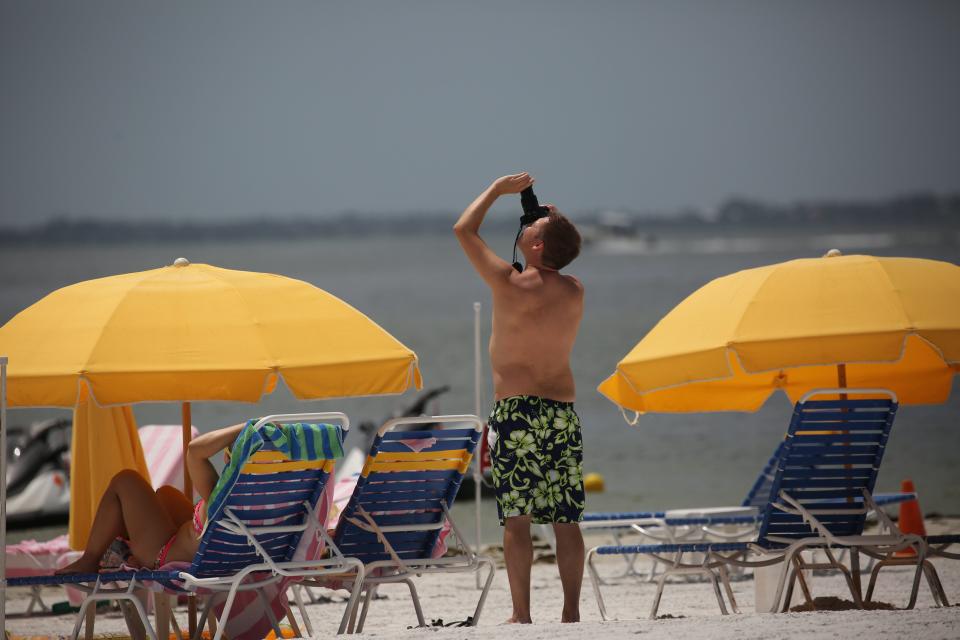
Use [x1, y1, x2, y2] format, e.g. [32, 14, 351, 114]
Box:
[4, 535, 72, 578]
[138, 424, 199, 491]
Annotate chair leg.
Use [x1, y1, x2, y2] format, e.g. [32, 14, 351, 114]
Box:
[26, 585, 49, 614]
[171, 603, 184, 640]
[283, 602, 303, 639]
[339, 564, 366, 635]
[905, 547, 927, 610]
[257, 589, 284, 638]
[293, 584, 315, 637]
[922, 560, 949, 607]
[771, 550, 797, 614]
[154, 594, 171, 640]
[120, 591, 159, 640]
[795, 558, 816, 609]
[865, 559, 882, 603]
[717, 564, 740, 614]
[121, 600, 150, 640]
[708, 573, 729, 615]
[471, 557, 496, 625]
[824, 548, 861, 609]
[356, 587, 375, 633]
[586, 548, 611, 621]
[193, 596, 216, 640]
[849, 549, 863, 601]
[781, 565, 797, 612]
[70, 595, 95, 640]
[649, 573, 668, 619]
[213, 579, 245, 640]
[206, 601, 218, 640]
[402, 579, 426, 627]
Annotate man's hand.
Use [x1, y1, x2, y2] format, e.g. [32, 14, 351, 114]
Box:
[491, 172, 534, 196]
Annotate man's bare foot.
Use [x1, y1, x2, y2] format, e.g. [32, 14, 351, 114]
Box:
[504, 616, 533, 624]
[55, 556, 100, 575]
[561, 615, 580, 623]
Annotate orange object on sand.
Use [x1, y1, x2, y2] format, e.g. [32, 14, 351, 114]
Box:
[895, 479, 926, 557]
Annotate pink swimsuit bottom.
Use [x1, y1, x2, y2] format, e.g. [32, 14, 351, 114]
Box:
[154, 499, 206, 568]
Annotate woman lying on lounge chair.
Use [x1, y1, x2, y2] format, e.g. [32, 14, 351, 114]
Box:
[57, 422, 246, 574]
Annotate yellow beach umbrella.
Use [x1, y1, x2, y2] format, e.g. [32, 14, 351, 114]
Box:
[0, 259, 422, 407]
[0, 258, 422, 550]
[598, 253, 960, 415]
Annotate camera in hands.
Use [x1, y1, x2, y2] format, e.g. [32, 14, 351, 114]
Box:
[520, 187, 550, 226]
[512, 186, 551, 272]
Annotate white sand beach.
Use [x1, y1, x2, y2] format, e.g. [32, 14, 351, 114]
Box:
[5, 519, 959, 640]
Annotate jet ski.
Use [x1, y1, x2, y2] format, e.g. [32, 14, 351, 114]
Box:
[5, 418, 72, 528]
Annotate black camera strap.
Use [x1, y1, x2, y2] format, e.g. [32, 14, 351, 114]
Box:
[511, 224, 525, 272]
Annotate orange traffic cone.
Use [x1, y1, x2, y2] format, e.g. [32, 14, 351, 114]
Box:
[895, 479, 926, 557]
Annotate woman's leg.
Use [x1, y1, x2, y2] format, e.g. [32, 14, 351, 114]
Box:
[57, 469, 178, 574]
[155, 485, 194, 527]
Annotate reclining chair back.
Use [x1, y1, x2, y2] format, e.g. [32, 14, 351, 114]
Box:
[756, 390, 898, 548]
[333, 417, 482, 564]
[189, 416, 346, 578]
[741, 440, 788, 508]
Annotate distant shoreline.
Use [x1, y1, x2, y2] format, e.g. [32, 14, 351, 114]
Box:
[2, 191, 958, 246]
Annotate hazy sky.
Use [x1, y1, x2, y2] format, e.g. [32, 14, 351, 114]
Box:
[2, 1, 958, 227]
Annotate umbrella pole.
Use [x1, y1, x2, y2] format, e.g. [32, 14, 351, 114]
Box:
[182, 402, 194, 500]
[473, 302, 483, 589]
[1, 356, 8, 633]
[181, 401, 197, 636]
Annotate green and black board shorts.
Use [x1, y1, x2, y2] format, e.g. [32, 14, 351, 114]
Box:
[488, 395, 585, 526]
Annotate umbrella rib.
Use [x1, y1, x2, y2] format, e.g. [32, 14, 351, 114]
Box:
[727, 263, 779, 353]
[875, 258, 917, 332]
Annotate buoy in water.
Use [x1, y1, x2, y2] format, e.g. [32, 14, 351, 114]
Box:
[584, 472, 605, 492]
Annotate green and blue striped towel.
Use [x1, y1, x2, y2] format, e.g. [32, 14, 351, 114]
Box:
[204, 420, 344, 528]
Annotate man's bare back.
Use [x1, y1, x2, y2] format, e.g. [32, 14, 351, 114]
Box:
[490, 266, 583, 402]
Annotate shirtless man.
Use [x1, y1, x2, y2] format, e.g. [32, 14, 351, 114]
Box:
[454, 172, 585, 624]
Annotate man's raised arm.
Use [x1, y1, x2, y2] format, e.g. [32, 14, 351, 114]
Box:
[453, 172, 533, 286]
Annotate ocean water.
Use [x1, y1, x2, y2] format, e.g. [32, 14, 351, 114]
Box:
[2, 226, 959, 535]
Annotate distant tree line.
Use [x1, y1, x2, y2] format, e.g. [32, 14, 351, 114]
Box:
[2, 191, 958, 245]
[715, 192, 960, 226]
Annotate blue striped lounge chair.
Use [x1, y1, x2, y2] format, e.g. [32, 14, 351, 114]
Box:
[587, 389, 944, 619]
[302, 414, 496, 634]
[582, 422, 917, 582]
[7, 413, 364, 640]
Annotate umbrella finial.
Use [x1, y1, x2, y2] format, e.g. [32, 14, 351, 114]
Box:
[173, 257, 190, 267]
[823, 249, 842, 258]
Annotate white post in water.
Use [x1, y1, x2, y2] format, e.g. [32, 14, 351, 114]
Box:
[1, 356, 8, 632]
[473, 302, 483, 588]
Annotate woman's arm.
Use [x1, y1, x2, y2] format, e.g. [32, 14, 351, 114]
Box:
[186, 422, 246, 502]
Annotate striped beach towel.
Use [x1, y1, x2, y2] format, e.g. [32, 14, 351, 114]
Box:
[138, 424, 200, 491]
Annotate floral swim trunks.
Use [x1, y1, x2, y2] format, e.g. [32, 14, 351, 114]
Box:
[488, 395, 585, 526]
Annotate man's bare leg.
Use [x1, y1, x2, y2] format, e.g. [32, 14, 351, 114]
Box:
[553, 522, 584, 622]
[503, 515, 533, 623]
[57, 469, 177, 574]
